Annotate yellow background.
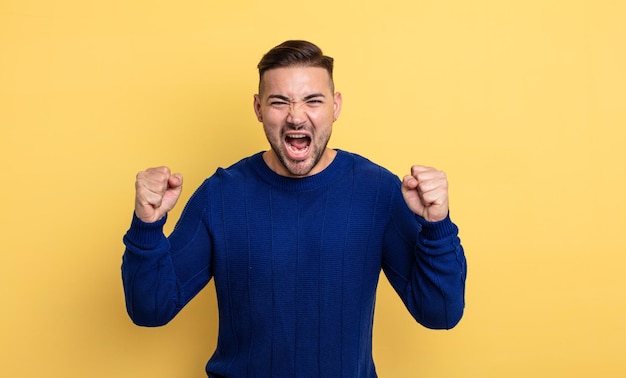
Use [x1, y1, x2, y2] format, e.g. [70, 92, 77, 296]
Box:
[2, 0, 625, 377]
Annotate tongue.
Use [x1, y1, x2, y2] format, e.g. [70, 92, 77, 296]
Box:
[288, 137, 309, 151]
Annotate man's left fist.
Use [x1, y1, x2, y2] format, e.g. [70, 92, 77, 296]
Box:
[401, 165, 449, 222]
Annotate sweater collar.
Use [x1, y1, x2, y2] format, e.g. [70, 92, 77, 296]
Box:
[249, 149, 350, 192]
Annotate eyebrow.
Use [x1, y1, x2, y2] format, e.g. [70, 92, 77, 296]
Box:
[266, 93, 326, 102]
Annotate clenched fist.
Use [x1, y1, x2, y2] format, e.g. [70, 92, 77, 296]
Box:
[401, 165, 449, 222]
[134, 167, 183, 223]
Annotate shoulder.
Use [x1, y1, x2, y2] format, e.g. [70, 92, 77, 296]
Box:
[209, 152, 264, 180]
[190, 153, 265, 196]
[337, 150, 399, 185]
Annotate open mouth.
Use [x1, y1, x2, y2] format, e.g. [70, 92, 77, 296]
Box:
[285, 133, 311, 159]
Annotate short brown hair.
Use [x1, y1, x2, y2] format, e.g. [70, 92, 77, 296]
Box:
[257, 40, 334, 92]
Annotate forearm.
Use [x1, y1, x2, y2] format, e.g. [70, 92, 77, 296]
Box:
[383, 214, 467, 330]
[122, 214, 183, 327]
[413, 216, 466, 329]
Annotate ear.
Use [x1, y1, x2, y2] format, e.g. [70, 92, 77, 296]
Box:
[333, 92, 342, 122]
[253, 94, 263, 122]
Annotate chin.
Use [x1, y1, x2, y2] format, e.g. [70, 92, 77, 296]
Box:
[284, 161, 316, 177]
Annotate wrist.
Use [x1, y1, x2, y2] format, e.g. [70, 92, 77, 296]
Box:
[417, 213, 458, 240]
[124, 213, 168, 250]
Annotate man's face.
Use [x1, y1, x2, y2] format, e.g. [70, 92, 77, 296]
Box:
[254, 66, 342, 177]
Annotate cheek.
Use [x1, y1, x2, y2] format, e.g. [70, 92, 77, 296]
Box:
[311, 110, 335, 125]
[263, 109, 287, 124]
[262, 116, 284, 137]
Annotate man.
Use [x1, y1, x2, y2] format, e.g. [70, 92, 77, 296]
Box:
[122, 40, 467, 377]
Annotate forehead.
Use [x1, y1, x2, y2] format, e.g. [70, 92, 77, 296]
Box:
[259, 66, 333, 96]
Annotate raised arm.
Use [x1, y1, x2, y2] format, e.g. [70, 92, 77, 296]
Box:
[383, 166, 466, 329]
[122, 168, 212, 327]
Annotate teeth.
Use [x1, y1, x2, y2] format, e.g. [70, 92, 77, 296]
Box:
[288, 134, 307, 138]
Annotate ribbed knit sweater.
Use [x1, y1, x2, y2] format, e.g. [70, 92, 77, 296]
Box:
[122, 150, 467, 378]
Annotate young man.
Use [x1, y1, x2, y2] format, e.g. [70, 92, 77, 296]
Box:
[122, 40, 467, 377]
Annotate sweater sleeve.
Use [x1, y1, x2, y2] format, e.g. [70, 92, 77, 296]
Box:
[381, 186, 467, 330]
[121, 181, 213, 327]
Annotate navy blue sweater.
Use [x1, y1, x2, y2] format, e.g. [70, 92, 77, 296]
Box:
[122, 150, 467, 377]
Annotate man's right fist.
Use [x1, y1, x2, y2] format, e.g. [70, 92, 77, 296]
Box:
[134, 167, 183, 223]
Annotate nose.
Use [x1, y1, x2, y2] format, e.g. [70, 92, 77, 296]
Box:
[286, 102, 306, 126]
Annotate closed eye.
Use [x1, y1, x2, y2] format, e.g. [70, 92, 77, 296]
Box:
[304, 94, 325, 106]
[267, 94, 290, 107]
[270, 101, 289, 106]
